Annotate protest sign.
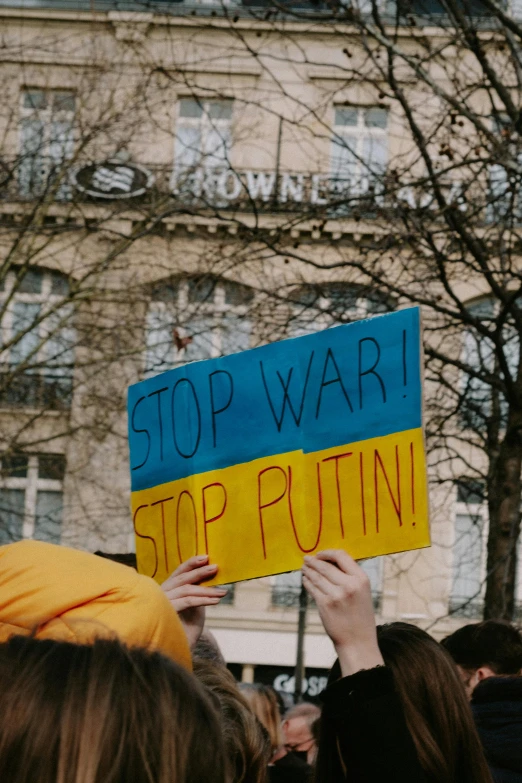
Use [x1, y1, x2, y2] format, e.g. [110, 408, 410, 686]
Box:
[128, 307, 429, 585]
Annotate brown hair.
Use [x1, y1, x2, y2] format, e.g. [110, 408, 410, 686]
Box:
[0, 635, 228, 783]
[194, 658, 270, 783]
[376, 624, 492, 783]
[317, 623, 492, 783]
[239, 684, 283, 757]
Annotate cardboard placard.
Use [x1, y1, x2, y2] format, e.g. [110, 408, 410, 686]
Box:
[128, 307, 429, 584]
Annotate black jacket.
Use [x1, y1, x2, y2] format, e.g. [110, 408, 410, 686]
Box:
[269, 753, 311, 783]
[472, 676, 522, 783]
[318, 665, 427, 783]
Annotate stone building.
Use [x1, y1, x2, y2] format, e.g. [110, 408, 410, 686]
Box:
[0, 0, 517, 698]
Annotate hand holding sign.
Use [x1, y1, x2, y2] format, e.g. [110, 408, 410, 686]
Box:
[161, 554, 228, 647]
[129, 307, 430, 585]
[302, 550, 384, 677]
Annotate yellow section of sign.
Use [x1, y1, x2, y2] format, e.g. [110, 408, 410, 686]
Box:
[132, 427, 429, 585]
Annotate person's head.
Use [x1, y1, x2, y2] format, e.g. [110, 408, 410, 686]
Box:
[193, 630, 227, 667]
[239, 684, 283, 758]
[0, 635, 228, 783]
[194, 658, 270, 783]
[317, 622, 493, 783]
[442, 620, 522, 697]
[282, 702, 321, 765]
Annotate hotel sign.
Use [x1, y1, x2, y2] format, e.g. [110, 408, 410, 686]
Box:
[72, 161, 155, 199]
[171, 167, 364, 206]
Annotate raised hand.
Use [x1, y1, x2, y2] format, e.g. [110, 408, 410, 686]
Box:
[302, 549, 384, 677]
[162, 555, 227, 648]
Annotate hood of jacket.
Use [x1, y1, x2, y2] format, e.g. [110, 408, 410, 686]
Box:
[0, 540, 191, 669]
[472, 676, 522, 781]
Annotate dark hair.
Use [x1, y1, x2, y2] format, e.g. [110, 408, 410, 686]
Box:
[376, 624, 492, 783]
[316, 623, 492, 783]
[442, 620, 522, 675]
[194, 658, 270, 783]
[0, 635, 227, 783]
[193, 630, 226, 667]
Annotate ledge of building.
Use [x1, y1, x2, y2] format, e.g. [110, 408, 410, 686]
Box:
[206, 624, 336, 668]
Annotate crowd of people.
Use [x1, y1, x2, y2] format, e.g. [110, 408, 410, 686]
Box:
[0, 538, 520, 782]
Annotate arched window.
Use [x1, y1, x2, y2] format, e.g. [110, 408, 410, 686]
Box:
[288, 282, 392, 337]
[450, 478, 486, 618]
[460, 296, 518, 429]
[145, 275, 254, 377]
[0, 266, 74, 409]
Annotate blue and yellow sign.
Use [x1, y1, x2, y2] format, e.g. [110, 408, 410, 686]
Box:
[128, 307, 429, 585]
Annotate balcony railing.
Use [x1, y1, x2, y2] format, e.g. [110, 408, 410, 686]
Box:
[0, 370, 73, 411]
[271, 583, 381, 610]
[449, 597, 484, 619]
[1, 158, 389, 216]
[1, 158, 516, 224]
[0, 0, 359, 14]
[0, 0, 499, 19]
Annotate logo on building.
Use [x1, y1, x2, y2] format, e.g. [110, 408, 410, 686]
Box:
[71, 161, 155, 199]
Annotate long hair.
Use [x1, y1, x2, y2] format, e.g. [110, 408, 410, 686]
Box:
[376, 624, 492, 783]
[239, 684, 283, 757]
[316, 623, 493, 783]
[194, 658, 270, 783]
[0, 635, 228, 783]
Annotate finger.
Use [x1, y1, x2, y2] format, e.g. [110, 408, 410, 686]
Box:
[302, 573, 324, 603]
[304, 556, 349, 586]
[315, 549, 360, 575]
[302, 563, 334, 597]
[162, 555, 209, 586]
[177, 595, 223, 611]
[162, 562, 217, 590]
[165, 584, 227, 600]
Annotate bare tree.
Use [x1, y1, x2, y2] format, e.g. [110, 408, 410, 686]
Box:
[178, 0, 522, 620]
[6, 1, 522, 622]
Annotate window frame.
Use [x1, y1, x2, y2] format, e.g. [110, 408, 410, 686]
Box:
[145, 277, 253, 378]
[173, 98, 234, 171]
[0, 267, 75, 410]
[449, 483, 488, 618]
[289, 283, 392, 336]
[18, 88, 76, 200]
[330, 105, 389, 200]
[0, 453, 65, 543]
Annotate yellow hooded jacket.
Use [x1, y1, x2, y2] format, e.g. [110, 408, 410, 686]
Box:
[0, 540, 191, 670]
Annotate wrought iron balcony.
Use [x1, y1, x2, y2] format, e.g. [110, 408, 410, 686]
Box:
[0, 370, 73, 411]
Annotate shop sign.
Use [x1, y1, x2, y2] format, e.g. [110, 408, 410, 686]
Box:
[72, 161, 154, 199]
[254, 664, 329, 702]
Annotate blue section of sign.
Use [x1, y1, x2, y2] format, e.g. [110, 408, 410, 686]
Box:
[128, 307, 422, 492]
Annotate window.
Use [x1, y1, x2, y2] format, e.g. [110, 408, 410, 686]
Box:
[272, 558, 383, 609]
[330, 107, 388, 211]
[460, 297, 518, 430]
[19, 89, 75, 200]
[272, 570, 302, 607]
[172, 98, 234, 203]
[488, 115, 522, 223]
[242, 0, 332, 8]
[360, 556, 384, 610]
[0, 267, 75, 409]
[398, 0, 493, 17]
[289, 283, 392, 337]
[145, 276, 253, 377]
[0, 453, 65, 545]
[449, 479, 486, 617]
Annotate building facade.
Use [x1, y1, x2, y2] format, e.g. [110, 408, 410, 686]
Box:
[0, 0, 519, 699]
